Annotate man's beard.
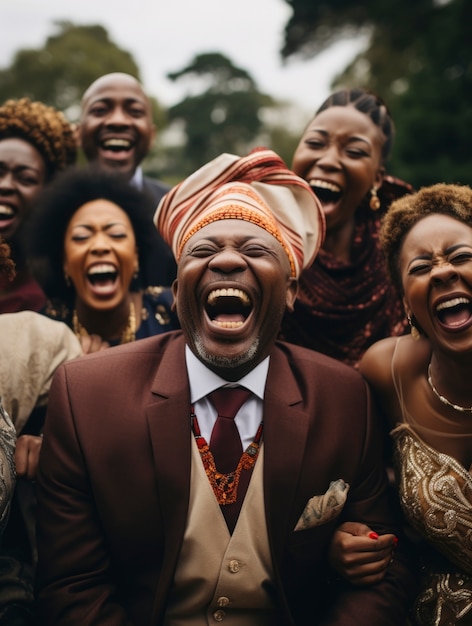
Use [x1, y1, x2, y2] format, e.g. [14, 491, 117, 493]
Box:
[193, 333, 260, 373]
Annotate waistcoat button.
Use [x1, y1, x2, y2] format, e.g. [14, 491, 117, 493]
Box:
[213, 609, 226, 621]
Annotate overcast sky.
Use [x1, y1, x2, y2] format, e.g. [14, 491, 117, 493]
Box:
[2, 0, 364, 119]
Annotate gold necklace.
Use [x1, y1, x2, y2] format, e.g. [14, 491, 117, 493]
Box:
[72, 301, 137, 344]
[427, 362, 472, 413]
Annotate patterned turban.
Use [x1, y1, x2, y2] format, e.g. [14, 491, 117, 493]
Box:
[153, 148, 325, 278]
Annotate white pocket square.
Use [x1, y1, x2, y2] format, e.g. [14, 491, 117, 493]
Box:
[294, 479, 350, 531]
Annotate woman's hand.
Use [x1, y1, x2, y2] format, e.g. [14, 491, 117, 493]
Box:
[79, 334, 110, 354]
[329, 521, 398, 585]
[15, 434, 43, 480]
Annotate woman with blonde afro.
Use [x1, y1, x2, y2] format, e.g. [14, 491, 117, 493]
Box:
[0, 97, 76, 313]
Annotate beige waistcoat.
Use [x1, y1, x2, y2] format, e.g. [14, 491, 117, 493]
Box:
[164, 439, 277, 625]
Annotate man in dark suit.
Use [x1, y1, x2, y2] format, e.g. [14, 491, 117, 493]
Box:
[78, 72, 176, 286]
[36, 149, 416, 625]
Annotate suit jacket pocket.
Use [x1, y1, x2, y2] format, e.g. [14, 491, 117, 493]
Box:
[294, 479, 349, 531]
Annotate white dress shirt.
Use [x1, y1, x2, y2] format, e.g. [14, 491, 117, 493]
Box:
[129, 166, 144, 190]
[185, 346, 268, 449]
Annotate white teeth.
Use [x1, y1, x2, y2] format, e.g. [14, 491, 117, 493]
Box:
[436, 297, 470, 311]
[0, 205, 14, 216]
[213, 320, 244, 329]
[308, 179, 341, 193]
[207, 288, 250, 306]
[103, 139, 131, 148]
[88, 264, 116, 275]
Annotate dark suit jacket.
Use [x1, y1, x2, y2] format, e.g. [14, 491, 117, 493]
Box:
[36, 332, 416, 625]
[141, 176, 177, 287]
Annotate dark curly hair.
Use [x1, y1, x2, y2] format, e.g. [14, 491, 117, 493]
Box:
[315, 87, 395, 165]
[380, 182, 472, 295]
[0, 98, 77, 180]
[26, 167, 159, 305]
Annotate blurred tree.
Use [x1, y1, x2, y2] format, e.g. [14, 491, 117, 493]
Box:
[166, 52, 274, 175]
[0, 22, 142, 119]
[0, 21, 169, 176]
[263, 125, 300, 168]
[256, 101, 305, 167]
[281, 0, 472, 188]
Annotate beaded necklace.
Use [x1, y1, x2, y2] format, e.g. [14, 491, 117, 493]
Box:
[427, 362, 472, 413]
[72, 301, 137, 344]
[191, 410, 263, 505]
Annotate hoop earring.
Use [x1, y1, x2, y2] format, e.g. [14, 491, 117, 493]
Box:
[369, 187, 381, 211]
[407, 314, 421, 341]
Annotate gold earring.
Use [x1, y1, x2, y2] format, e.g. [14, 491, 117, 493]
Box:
[407, 314, 420, 341]
[369, 187, 381, 211]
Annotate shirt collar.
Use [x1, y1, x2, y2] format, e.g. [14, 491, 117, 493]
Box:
[129, 166, 144, 190]
[185, 345, 269, 404]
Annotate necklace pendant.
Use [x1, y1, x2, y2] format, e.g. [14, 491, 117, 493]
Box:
[191, 412, 263, 505]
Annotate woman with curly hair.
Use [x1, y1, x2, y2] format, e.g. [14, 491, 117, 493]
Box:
[0, 97, 76, 313]
[280, 87, 412, 367]
[27, 166, 178, 354]
[330, 183, 472, 624]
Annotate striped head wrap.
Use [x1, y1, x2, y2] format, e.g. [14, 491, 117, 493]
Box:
[154, 148, 325, 278]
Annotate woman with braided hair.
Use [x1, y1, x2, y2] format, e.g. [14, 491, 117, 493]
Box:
[0, 97, 76, 313]
[280, 87, 412, 368]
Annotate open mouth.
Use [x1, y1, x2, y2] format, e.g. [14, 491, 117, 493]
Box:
[205, 288, 252, 329]
[101, 138, 133, 153]
[0, 204, 16, 222]
[435, 297, 472, 328]
[86, 263, 119, 291]
[308, 179, 342, 204]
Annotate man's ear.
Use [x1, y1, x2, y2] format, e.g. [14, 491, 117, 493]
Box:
[171, 278, 178, 311]
[285, 277, 298, 313]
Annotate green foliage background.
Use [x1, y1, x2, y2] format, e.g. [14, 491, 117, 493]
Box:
[1, 3, 470, 189]
[282, 0, 472, 189]
[0, 22, 298, 181]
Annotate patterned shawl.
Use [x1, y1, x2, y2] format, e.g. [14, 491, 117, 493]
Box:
[280, 176, 412, 368]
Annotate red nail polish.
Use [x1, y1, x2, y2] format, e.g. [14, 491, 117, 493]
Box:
[368, 532, 379, 540]
[393, 536, 399, 547]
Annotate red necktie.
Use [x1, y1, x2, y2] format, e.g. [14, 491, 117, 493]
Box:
[209, 387, 251, 473]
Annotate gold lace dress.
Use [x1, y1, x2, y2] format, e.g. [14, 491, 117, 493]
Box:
[391, 338, 472, 625]
[392, 425, 472, 625]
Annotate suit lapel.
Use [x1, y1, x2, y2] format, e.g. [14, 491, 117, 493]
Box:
[146, 335, 192, 616]
[263, 345, 310, 563]
[147, 338, 311, 616]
